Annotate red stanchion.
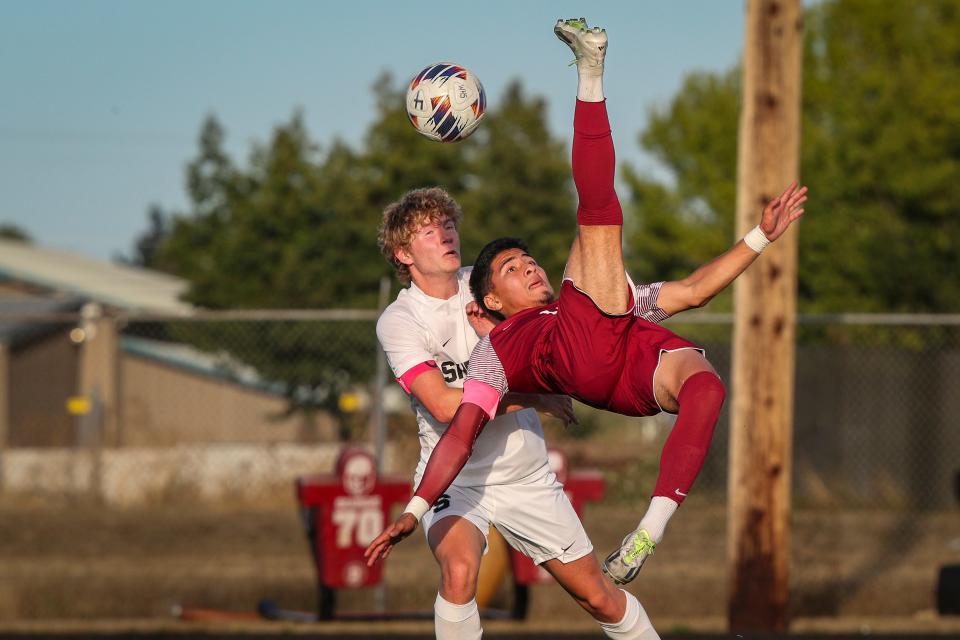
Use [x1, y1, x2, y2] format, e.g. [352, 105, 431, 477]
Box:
[296, 447, 410, 619]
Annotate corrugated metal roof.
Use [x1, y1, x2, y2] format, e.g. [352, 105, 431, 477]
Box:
[122, 336, 286, 396]
[0, 239, 193, 315]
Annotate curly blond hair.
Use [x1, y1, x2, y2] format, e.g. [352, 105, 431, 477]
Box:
[377, 187, 463, 285]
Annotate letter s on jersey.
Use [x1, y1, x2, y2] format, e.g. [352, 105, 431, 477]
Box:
[433, 494, 451, 513]
[440, 361, 469, 383]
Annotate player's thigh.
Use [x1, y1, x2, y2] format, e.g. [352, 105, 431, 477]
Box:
[568, 226, 630, 314]
[428, 515, 486, 580]
[423, 485, 491, 566]
[653, 348, 715, 413]
[562, 234, 583, 283]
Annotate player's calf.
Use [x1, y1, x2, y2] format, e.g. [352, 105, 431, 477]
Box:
[604, 371, 725, 585]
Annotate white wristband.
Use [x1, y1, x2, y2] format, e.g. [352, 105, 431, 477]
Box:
[743, 226, 771, 253]
[403, 496, 431, 522]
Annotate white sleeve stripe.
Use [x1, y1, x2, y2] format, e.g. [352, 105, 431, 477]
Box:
[466, 337, 508, 397]
[641, 307, 671, 323]
[635, 281, 671, 324]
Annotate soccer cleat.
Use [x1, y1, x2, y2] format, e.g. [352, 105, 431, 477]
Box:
[554, 17, 608, 76]
[602, 528, 656, 585]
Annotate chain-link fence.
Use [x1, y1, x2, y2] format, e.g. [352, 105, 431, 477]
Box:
[666, 314, 960, 510]
[1, 310, 957, 620]
[1, 311, 956, 507]
[0, 310, 388, 505]
[121, 312, 383, 444]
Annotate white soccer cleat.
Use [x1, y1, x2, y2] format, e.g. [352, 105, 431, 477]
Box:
[602, 528, 656, 585]
[554, 17, 608, 77]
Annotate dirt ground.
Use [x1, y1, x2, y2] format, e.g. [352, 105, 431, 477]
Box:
[0, 495, 957, 632]
[1, 416, 958, 632]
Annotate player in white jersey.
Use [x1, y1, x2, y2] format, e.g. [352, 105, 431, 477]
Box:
[377, 187, 642, 640]
[379, 265, 558, 489]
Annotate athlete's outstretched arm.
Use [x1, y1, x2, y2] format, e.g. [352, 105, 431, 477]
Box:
[656, 183, 807, 316]
[364, 401, 491, 566]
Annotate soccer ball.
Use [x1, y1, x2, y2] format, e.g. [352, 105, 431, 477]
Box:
[405, 63, 486, 143]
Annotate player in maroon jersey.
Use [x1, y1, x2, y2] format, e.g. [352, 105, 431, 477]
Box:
[367, 21, 806, 590]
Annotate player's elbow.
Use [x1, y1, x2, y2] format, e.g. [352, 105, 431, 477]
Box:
[421, 396, 461, 424]
[674, 282, 712, 311]
[688, 288, 715, 309]
[429, 405, 457, 424]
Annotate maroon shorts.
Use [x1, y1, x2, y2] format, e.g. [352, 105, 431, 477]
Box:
[544, 280, 700, 417]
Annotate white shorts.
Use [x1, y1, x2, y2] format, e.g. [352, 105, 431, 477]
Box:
[420, 470, 593, 566]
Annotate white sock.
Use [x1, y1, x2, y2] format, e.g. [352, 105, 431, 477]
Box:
[577, 72, 604, 102]
[638, 496, 678, 544]
[434, 593, 482, 640]
[600, 590, 660, 640]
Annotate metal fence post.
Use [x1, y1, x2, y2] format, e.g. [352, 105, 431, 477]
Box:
[373, 276, 390, 473]
[371, 276, 391, 615]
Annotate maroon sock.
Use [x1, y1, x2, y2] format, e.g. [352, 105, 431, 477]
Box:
[573, 99, 622, 226]
[652, 371, 726, 504]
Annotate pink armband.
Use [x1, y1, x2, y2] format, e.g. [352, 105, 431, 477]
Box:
[397, 361, 437, 394]
[461, 379, 502, 420]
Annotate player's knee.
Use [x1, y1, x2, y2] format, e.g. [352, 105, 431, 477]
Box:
[682, 370, 726, 412]
[439, 556, 480, 600]
[701, 372, 726, 411]
[582, 587, 622, 623]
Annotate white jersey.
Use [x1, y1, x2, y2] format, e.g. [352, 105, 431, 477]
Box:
[376, 267, 549, 489]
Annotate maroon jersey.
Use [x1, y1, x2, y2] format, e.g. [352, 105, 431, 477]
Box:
[467, 280, 700, 417]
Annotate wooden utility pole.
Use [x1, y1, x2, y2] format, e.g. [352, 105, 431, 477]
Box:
[728, 0, 803, 632]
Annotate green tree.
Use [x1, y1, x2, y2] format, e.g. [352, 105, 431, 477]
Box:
[140, 76, 577, 437]
[0, 224, 31, 242]
[459, 81, 575, 288]
[623, 70, 739, 292]
[624, 0, 960, 313]
[151, 113, 381, 437]
[125, 205, 170, 267]
[801, 0, 960, 312]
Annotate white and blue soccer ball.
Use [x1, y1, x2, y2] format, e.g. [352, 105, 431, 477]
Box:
[405, 63, 486, 143]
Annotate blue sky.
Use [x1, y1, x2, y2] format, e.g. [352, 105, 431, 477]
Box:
[0, 1, 744, 260]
